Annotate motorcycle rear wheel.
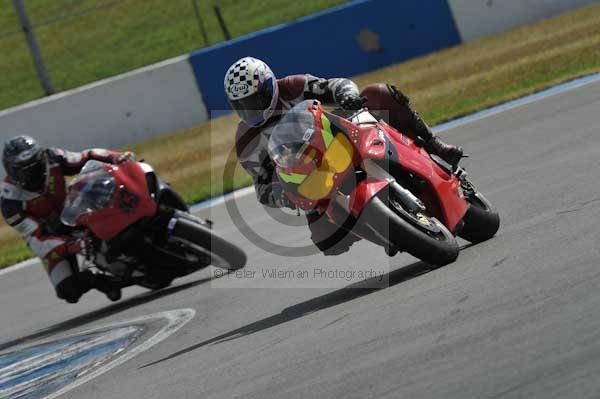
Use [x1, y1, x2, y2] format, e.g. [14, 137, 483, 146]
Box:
[362, 193, 459, 266]
[140, 278, 174, 291]
[171, 217, 247, 270]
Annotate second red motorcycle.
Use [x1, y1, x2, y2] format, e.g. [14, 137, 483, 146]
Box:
[268, 100, 500, 265]
[60, 159, 247, 292]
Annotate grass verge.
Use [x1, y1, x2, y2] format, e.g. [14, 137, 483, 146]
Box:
[0, 0, 348, 110]
[2, 2, 600, 268]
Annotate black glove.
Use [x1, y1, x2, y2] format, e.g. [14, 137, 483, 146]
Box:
[339, 95, 367, 111]
[258, 181, 296, 209]
[272, 181, 297, 209]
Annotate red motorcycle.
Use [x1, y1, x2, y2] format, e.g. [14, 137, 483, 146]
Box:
[268, 100, 500, 265]
[60, 160, 247, 290]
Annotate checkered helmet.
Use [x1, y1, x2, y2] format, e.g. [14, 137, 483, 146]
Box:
[224, 57, 279, 127]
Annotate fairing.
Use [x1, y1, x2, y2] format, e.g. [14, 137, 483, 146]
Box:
[270, 102, 468, 233]
[376, 121, 468, 231]
[61, 161, 157, 240]
[61, 166, 116, 226]
[348, 178, 390, 218]
[270, 100, 355, 209]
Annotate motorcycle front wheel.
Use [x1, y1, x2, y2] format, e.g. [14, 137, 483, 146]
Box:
[362, 192, 459, 266]
[457, 185, 500, 244]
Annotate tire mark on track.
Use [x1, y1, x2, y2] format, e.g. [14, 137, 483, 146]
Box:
[555, 197, 600, 215]
[320, 314, 349, 330]
[491, 257, 510, 268]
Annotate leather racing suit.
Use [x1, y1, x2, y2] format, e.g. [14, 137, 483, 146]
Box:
[1, 148, 127, 302]
[235, 74, 451, 255]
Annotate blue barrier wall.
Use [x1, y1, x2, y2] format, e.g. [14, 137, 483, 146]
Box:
[189, 0, 461, 114]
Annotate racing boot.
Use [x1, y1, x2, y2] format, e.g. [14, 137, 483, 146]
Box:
[425, 135, 464, 168]
[410, 110, 463, 167]
[387, 85, 463, 167]
[86, 272, 122, 302]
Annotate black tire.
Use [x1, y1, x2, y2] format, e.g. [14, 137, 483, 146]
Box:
[458, 192, 500, 243]
[171, 218, 247, 270]
[362, 194, 459, 266]
[140, 278, 174, 291]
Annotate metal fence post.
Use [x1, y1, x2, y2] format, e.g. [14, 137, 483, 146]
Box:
[191, 0, 209, 46]
[12, 0, 55, 96]
[213, 5, 231, 40]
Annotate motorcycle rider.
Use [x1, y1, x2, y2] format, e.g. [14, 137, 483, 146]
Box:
[1, 135, 134, 303]
[225, 56, 463, 255]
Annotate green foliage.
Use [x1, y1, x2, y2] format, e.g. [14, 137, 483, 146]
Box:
[0, 0, 348, 110]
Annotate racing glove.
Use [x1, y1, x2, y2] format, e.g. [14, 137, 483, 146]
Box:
[116, 151, 135, 163]
[257, 181, 296, 209]
[339, 94, 367, 111]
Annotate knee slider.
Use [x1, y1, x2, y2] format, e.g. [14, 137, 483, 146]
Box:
[360, 83, 389, 107]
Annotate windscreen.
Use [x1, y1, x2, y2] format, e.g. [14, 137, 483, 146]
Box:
[61, 162, 116, 226]
[268, 100, 318, 168]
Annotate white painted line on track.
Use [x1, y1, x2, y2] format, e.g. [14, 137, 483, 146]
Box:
[433, 72, 600, 133]
[3, 72, 600, 274]
[43, 308, 195, 399]
[189, 185, 256, 212]
[0, 257, 40, 277]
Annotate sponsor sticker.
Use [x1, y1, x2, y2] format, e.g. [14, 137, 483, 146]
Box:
[231, 83, 249, 95]
[303, 128, 314, 142]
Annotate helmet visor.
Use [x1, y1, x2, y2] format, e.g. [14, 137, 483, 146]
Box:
[8, 153, 45, 190]
[229, 85, 274, 126]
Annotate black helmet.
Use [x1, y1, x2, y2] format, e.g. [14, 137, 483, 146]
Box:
[2, 135, 46, 191]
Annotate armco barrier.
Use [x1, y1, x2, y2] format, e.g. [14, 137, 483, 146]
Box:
[0, 55, 208, 159]
[189, 0, 461, 114]
[447, 0, 600, 41]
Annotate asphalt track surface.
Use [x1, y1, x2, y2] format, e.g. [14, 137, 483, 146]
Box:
[1, 80, 600, 398]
